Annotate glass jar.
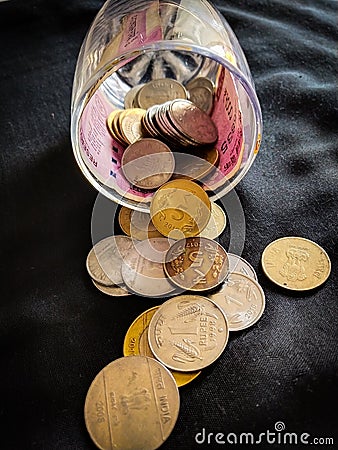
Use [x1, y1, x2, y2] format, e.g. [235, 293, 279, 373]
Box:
[71, 0, 262, 211]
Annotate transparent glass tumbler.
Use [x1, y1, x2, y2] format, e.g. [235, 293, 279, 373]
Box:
[71, 0, 262, 211]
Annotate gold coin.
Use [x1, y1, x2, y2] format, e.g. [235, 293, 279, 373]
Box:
[123, 307, 201, 387]
[119, 108, 146, 144]
[137, 78, 188, 110]
[84, 355, 180, 450]
[261, 236, 331, 291]
[186, 77, 214, 92]
[148, 294, 229, 372]
[92, 279, 131, 297]
[118, 206, 163, 240]
[164, 237, 229, 291]
[208, 273, 265, 331]
[124, 84, 145, 109]
[199, 202, 227, 239]
[150, 179, 211, 239]
[106, 109, 126, 145]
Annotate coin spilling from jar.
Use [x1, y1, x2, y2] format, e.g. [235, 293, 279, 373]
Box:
[84, 77, 331, 450]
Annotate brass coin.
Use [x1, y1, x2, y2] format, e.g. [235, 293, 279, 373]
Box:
[261, 236, 331, 291]
[137, 78, 188, 110]
[121, 138, 175, 189]
[148, 294, 229, 372]
[121, 238, 177, 298]
[86, 236, 134, 286]
[227, 253, 258, 281]
[118, 206, 164, 240]
[208, 273, 265, 331]
[84, 355, 180, 450]
[164, 237, 229, 292]
[123, 307, 201, 387]
[199, 202, 227, 239]
[92, 279, 131, 297]
[119, 108, 146, 144]
[124, 84, 145, 109]
[150, 179, 211, 239]
[106, 109, 126, 145]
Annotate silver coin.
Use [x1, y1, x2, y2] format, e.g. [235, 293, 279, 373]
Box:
[92, 279, 131, 297]
[121, 238, 177, 298]
[86, 235, 134, 286]
[208, 272, 265, 331]
[227, 253, 257, 280]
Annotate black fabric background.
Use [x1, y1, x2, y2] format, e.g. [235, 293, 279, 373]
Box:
[0, 1, 337, 449]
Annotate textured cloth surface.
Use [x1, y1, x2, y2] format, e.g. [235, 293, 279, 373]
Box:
[0, 1, 337, 449]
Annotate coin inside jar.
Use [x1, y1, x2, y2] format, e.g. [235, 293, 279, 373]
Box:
[84, 356, 180, 450]
[164, 236, 229, 291]
[136, 78, 188, 109]
[121, 138, 175, 189]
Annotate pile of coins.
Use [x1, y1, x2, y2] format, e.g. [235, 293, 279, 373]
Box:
[83, 77, 331, 450]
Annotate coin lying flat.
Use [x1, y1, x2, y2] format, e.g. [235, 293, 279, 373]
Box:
[148, 294, 229, 372]
[164, 237, 229, 292]
[121, 238, 177, 297]
[227, 253, 257, 280]
[92, 279, 131, 297]
[199, 202, 227, 239]
[84, 355, 180, 450]
[261, 236, 331, 291]
[150, 179, 211, 239]
[208, 273, 265, 331]
[86, 236, 134, 286]
[121, 138, 175, 189]
[123, 307, 201, 387]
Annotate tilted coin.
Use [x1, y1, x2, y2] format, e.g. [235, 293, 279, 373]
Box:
[261, 236, 331, 291]
[187, 85, 214, 115]
[106, 109, 126, 146]
[227, 253, 258, 280]
[84, 355, 180, 450]
[186, 77, 214, 92]
[92, 279, 131, 297]
[199, 202, 227, 239]
[119, 108, 146, 144]
[172, 147, 219, 181]
[168, 99, 218, 145]
[148, 294, 229, 371]
[86, 235, 134, 286]
[123, 307, 201, 387]
[121, 238, 177, 297]
[208, 273, 265, 331]
[121, 138, 175, 189]
[124, 84, 145, 109]
[164, 237, 229, 292]
[150, 179, 211, 239]
[137, 78, 188, 109]
[118, 206, 163, 240]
